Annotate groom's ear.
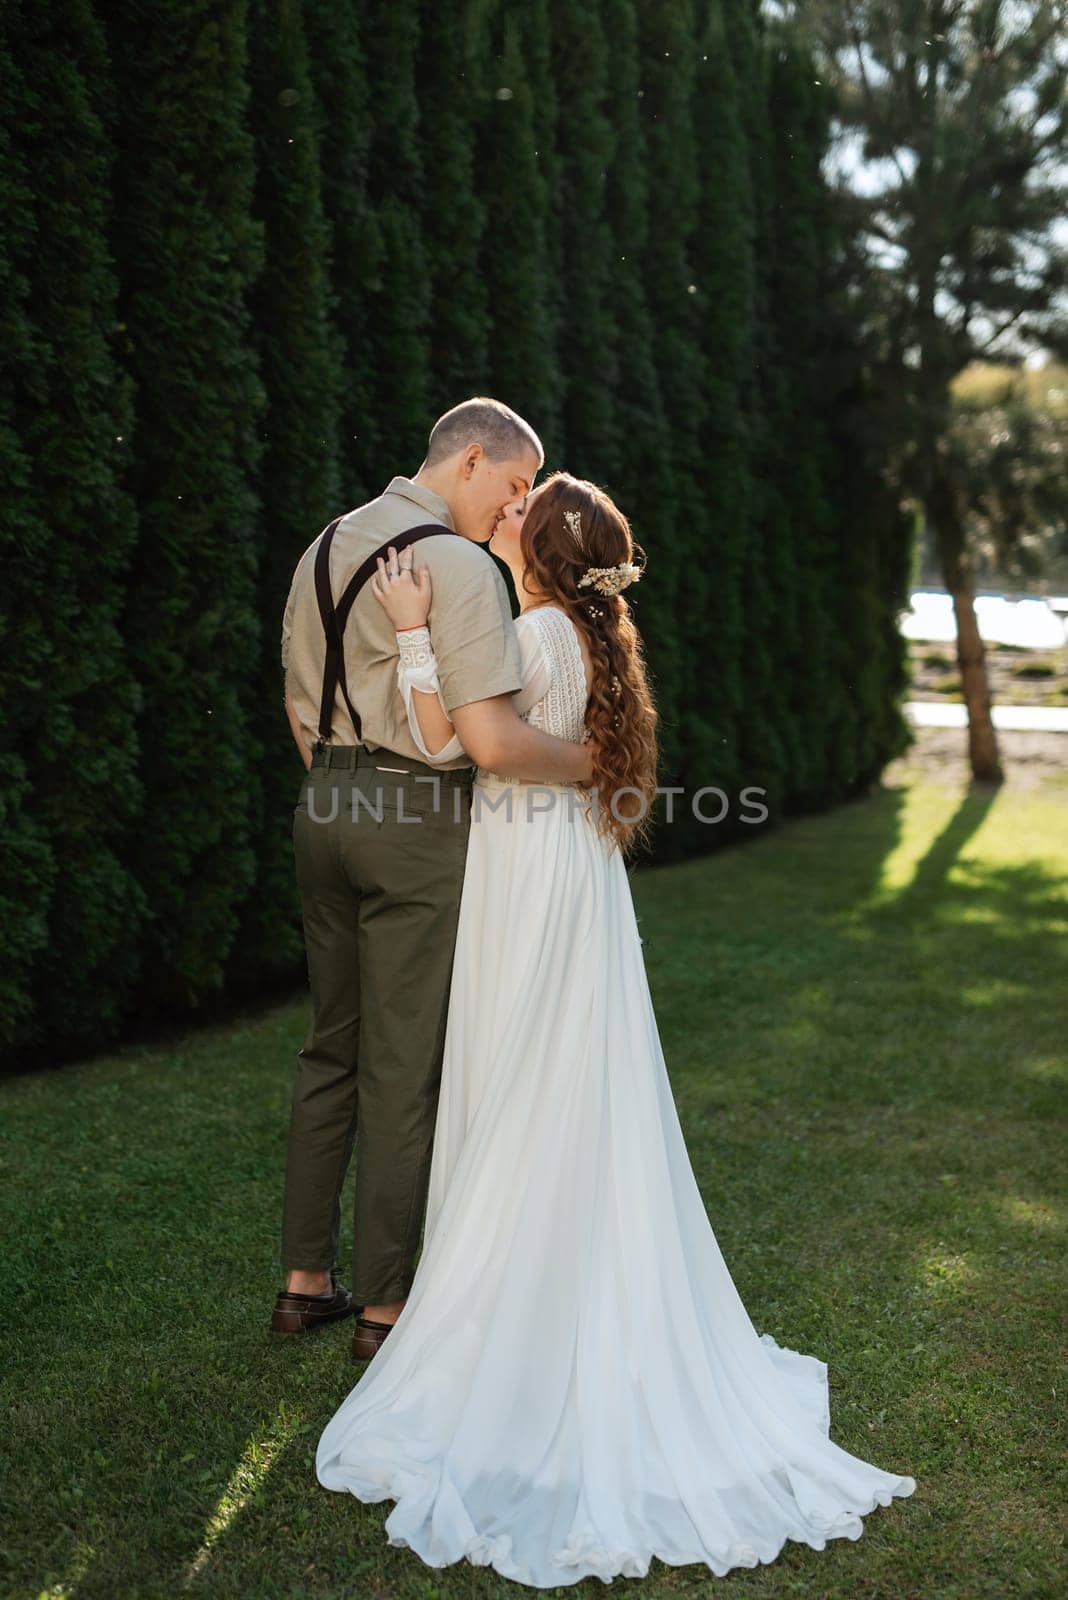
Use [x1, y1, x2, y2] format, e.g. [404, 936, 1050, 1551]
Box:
[461, 442, 484, 477]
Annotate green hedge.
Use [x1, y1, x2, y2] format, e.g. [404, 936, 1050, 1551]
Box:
[0, 0, 911, 1067]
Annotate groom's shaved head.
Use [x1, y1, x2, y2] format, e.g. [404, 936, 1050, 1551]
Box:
[424, 397, 544, 470]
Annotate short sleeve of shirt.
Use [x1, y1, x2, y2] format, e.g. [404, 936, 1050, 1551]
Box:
[281, 562, 299, 672]
[428, 560, 523, 714]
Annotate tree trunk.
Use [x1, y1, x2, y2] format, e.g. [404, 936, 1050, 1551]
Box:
[934, 504, 1004, 784]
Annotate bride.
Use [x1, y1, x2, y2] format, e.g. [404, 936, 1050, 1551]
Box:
[314, 470, 916, 1586]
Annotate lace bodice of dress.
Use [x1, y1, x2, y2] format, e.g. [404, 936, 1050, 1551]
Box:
[521, 606, 589, 744]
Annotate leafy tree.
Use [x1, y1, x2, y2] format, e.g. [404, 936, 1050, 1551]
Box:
[944, 362, 1068, 588]
[798, 0, 1068, 781]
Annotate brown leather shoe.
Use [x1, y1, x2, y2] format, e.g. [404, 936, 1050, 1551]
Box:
[351, 1314, 397, 1362]
[270, 1270, 358, 1335]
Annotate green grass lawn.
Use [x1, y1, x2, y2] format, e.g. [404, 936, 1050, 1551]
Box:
[2, 771, 1065, 1600]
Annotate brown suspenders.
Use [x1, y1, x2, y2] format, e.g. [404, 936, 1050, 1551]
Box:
[312, 517, 459, 744]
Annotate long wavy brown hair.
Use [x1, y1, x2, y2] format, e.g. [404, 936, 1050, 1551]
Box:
[518, 471, 658, 855]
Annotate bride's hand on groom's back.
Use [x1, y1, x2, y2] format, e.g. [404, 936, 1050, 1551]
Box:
[371, 546, 433, 630]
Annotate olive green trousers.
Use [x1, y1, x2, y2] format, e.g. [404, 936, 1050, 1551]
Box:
[280, 743, 474, 1303]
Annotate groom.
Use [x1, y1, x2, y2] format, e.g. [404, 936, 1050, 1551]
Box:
[272, 397, 592, 1359]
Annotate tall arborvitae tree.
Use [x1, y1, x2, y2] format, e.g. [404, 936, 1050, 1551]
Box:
[760, 37, 835, 814]
[514, 1, 563, 467]
[816, 148, 914, 791]
[105, 0, 266, 1014]
[227, 0, 346, 995]
[549, 0, 619, 484]
[303, 0, 379, 505]
[359, 0, 430, 474]
[821, 351, 915, 796]
[0, 24, 58, 1054]
[416, 0, 490, 414]
[598, 0, 682, 840]
[474, 9, 562, 463]
[634, 2, 706, 842]
[2, 0, 145, 1060]
[721, 0, 789, 828]
[771, 30, 912, 807]
[685, 0, 756, 844]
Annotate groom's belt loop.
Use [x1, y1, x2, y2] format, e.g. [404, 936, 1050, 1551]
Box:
[310, 743, 361, 771]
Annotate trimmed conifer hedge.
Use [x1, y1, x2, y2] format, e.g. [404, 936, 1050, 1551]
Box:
[0, 0, 911, 1066]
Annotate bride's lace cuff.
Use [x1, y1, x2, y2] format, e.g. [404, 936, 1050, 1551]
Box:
[394, 626, 465, 765]
[397, 625, 437, 682]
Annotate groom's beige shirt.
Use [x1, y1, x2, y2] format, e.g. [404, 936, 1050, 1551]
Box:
[282, 476, 522, 769]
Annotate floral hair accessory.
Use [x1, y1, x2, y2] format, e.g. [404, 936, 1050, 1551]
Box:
[563, 508, 584, 548]
[577, 562, 642, 597]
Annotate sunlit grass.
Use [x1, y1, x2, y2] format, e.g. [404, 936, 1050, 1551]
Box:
[997, 1195, 1065, 1233]
[183, 1403, 303, 1586]
[33, 1542, 93, 1600]
[917, 1250, 979, 1292]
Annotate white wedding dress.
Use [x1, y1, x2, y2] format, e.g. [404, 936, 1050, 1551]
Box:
[315, 604, 916, 1586]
